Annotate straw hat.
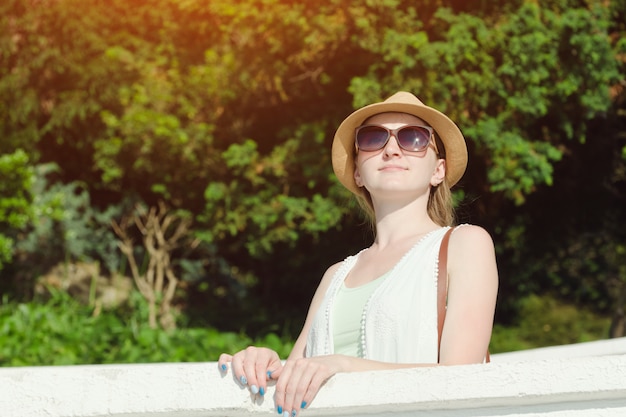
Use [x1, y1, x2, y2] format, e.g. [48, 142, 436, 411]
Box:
[331, 91, 468, 194]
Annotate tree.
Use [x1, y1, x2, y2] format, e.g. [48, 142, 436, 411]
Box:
[112, 202, 193, 330]
[345, 0, 624, 330]
[0, 150, 34, 274]
[0, 0, 624, 339]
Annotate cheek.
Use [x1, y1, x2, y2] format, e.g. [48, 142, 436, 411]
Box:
[354, 153, 376, 179]
[355, 151, 379, 166]
[423, 153, 440, 172]
[354, 154, 373, 185]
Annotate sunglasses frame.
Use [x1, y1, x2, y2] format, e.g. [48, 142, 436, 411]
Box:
[355, 124, 436, 153]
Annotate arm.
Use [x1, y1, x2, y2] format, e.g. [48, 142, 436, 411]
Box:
[226, 228, 499, 414]
[439, 225, 499, 364]
[284, 262, 341, 362]
[274, 226, 498, 415]
[217, 261, 342, 400]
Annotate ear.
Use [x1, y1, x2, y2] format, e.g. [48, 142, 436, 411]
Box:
[430, 159, 446, 187]
[354, 166, 364, 187]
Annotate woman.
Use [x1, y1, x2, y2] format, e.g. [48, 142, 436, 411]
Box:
[218, 91, 499, 417]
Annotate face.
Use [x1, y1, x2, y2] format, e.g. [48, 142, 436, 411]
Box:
[353, 112, 445, 197]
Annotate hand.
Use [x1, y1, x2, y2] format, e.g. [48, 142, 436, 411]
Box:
[218, 347, 283, 397]
[273, 355, 343, 416]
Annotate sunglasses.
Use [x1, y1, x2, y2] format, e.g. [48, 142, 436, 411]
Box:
[355, 124, 435, 153]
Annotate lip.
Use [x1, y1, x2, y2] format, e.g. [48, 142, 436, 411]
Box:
[379, 165, 407, 171]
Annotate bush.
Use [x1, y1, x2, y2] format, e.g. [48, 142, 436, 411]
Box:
[1, 290, 611, 366]
[0, 289, 293, 366]
[0, 150, 34, 273]
[490, 294, 611, 353]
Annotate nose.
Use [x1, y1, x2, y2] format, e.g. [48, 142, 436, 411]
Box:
[383, 135, 402, 157]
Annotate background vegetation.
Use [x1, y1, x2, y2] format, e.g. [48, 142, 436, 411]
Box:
[0, 0, 624, 365]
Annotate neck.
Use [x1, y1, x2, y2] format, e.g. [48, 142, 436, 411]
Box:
[371, 194, 440, 248]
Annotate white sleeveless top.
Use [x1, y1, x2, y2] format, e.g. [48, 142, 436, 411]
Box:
[305, 226, 453, 364]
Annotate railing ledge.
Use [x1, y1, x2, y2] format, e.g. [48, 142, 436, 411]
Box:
[1, 338, 626, 417]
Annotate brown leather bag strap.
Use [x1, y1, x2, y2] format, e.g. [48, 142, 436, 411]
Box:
[437, 226, 491, 363]
[437, 227, 454, 362]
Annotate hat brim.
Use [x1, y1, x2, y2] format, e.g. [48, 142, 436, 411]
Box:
[332, 92, 468, 195]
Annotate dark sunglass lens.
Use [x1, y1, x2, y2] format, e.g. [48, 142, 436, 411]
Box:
[356, 126, 389, 151]
[397, 127, 431, 151]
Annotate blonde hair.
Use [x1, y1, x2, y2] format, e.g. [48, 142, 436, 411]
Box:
[428, 177, 455, 226]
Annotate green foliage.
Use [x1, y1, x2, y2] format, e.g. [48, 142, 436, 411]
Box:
[0, 150, 33, 228]
[0, 0, 130, 159]
[0, 290, 611, 366]
[490, 294, 611, 353]
[470, 118, 562, 205]
[0, 150, 34, 271]
[0, 236, 12, 273]
[0, 290, 293, 366]
[95, 46, 220, 200]
[350, 1, 620, 205]
[200, 127, 343, 258]
[344, 0, 625, 331]
[0, 0, 624, 351]
[12, 164, 124, 282]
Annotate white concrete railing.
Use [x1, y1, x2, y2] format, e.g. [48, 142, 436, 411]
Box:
[1, 338, 626, 417]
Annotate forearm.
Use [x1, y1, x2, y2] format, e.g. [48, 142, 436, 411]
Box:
[314, 354, 440, 374]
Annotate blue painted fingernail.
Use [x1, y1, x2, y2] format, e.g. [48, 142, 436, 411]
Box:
[301, 401, 307, 408]
[259, 387, 265, 396]
[277, 406, 283, 414]
[220, 363, 227, 371]
[250, 385, 259, 394]
[291, 410, 297, 417]
[240, 375, 247, 385]
[267, 370, 273, 379]
[283, 412, 290, 417]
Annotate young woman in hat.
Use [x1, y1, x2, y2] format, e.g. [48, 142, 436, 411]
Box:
[218, 92, 499, 416]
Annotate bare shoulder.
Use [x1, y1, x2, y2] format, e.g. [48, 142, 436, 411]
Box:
[323, 261, 343, 278]
[448, 224, 498, 283]
[316, 261, 342, 293]
[450, 224, 495, 253]
[304, 261, 343, 309]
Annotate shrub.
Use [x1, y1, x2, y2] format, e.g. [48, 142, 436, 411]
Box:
[0, 289, 292, 366]
[489, 294, 611, 353]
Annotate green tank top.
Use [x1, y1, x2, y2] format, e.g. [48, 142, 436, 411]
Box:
[331, 272, 390, 357]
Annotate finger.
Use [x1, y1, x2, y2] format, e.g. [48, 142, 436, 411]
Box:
[230, 351, 251, 387]
[256, 349, 283, 396]
[282, 364, 303, 417]
[241, 347, 263, 393]
[274, 361, 293, 416]
[267, 362, 283, 380]
[253, 353, 273, 396]
[300, 369, 328, 412]
[247, 348, 272, 396]
[266, 352, 285, 383]
[290, 359, 326, 417]
[217, 353, 233, 373]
